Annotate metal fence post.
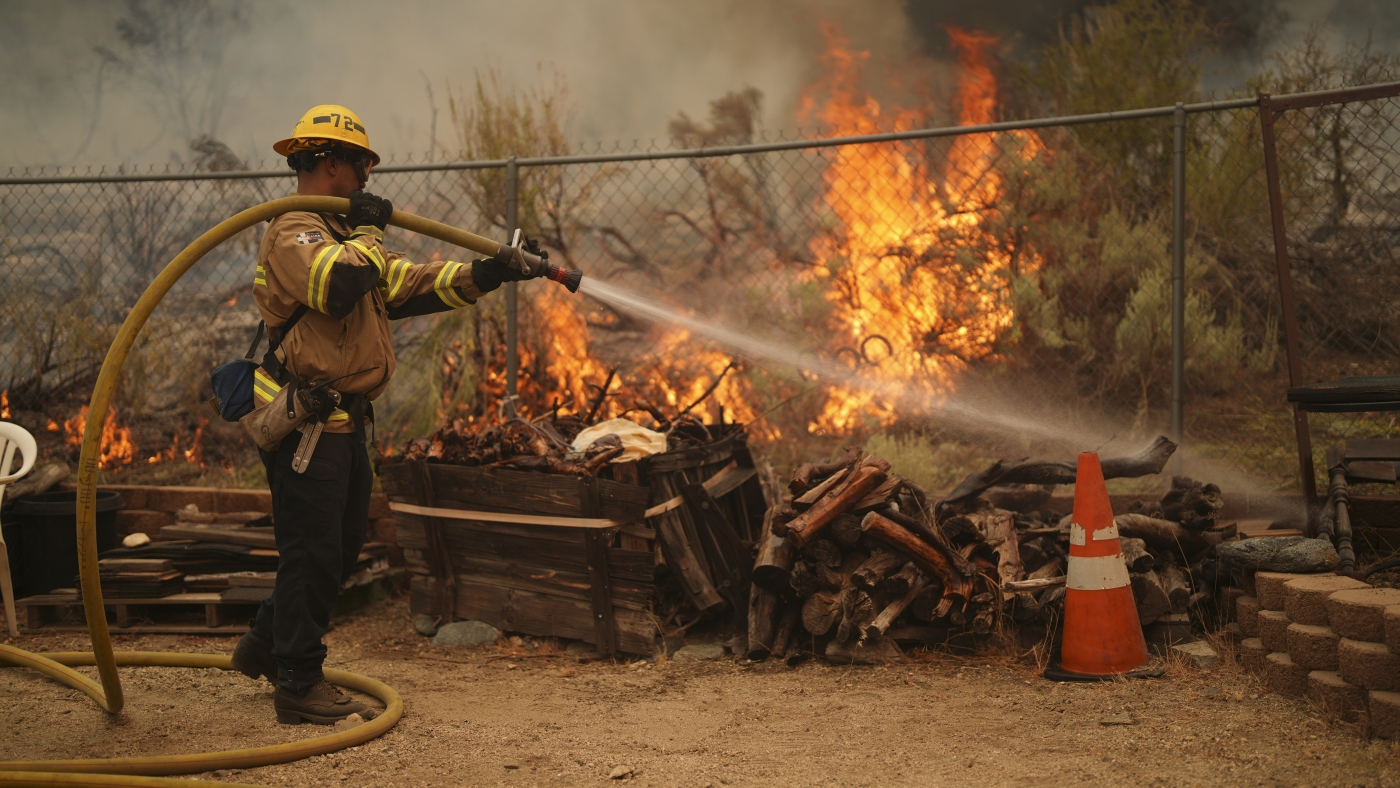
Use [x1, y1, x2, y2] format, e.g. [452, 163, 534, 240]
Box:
[505, 157, 519, 405]
[1171, 103, 1186, 466]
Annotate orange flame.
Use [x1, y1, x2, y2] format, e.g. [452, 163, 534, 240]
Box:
[522, 277, 766, 432]
[0, 390, 9, 420]
[802, 24, 1042, 431]
[63, 405, 138, 470]
[145, 417, 206, 467]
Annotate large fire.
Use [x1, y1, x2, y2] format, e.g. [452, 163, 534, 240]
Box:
[801, 24, 1043, 432]
[499, 23, 1037, 440]
[524, 277, 764, 431]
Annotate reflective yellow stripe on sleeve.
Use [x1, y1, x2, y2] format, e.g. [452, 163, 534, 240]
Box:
[306, 243, 343, 313]
[345, 239, 386, 276]
[381, 258, 411, 302]
[434, 261, 470, 309]
[254, 264, 267, 288]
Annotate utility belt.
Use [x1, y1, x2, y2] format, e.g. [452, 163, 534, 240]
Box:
[244, 363, 376, 457]
[220, 307, 375, 466]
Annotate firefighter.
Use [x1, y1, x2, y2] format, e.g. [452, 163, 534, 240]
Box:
[230, 104, 543, 724]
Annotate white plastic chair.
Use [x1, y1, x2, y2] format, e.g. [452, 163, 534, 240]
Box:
[0, 423, 37, 637]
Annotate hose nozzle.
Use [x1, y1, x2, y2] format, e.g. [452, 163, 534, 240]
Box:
[543, 264, 583, 293]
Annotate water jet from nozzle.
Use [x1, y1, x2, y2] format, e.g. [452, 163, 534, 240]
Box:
[544, 263, 583, 293]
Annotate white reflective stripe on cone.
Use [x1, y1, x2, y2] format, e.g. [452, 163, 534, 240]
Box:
[1066, 554, 1131, 591]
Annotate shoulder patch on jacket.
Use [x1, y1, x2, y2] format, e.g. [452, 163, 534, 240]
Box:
[295, 231, 324, 245]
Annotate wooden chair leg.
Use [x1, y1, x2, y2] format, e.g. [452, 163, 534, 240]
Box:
[0, 541, 17, 637]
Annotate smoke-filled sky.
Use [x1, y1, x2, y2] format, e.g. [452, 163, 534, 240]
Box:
[1, 0, 1396, 170]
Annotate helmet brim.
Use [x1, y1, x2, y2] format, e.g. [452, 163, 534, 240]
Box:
[272, 137, 381, 166]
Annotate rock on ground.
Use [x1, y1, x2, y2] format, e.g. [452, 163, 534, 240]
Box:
[1217, 537, 1339, 574]
[1171, 641, 1219, 670]
[413, 614, 439, 637]
[673, 643, 727, 661]
[431, 620, 502, 648]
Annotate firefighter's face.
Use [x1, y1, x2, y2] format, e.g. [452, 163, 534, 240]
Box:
[325, 156, 368, 197]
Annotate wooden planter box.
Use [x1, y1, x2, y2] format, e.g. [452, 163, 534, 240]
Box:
[380, 427, 769, 656]
[379, 461, 656, 654]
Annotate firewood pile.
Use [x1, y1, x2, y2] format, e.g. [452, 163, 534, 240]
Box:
[391, 378, 727, 477]
[745, 435, 1234, 663]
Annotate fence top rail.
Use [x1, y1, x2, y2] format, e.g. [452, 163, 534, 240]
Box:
[3, 80, 1396, 186]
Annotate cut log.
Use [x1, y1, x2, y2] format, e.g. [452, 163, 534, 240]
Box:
[802, 591, 841, 636]
[1131, 571, 1172, 625]
[963, 509, 1022, 587]
[880, 563, 920, 598]
[861, 512, 973, 603]
[1119, 537, 1154, 573]
[771, 604, 799, 658]
[786, 459, 890, 548]
[938, 435, 1176, 514]
[851, 474, 904, 511]
[752, 507, 796, 595]
[828, 513, 864, 547]
[851, 549, 908, 591]
[789, 449, 860, 496]
[865, 575, 928, 640]
[1158, 561, 1193, 614]
[879, 507, 976, 578]
[789, 561, 820, 598]
[1114, 513, 1211, 562]
[1003, 576, 1065, 592]
[835, 586, 877, 643]
[791, 467, 850, 510]
[910, 582, 944, 622]
[818, 549, 870, 589]
[746, 582, 780, 661]
[804, 538, 843, 569]
[1029, 555, 1063, 580]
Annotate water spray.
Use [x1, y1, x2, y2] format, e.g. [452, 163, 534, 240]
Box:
[577, 276, 1108, 447]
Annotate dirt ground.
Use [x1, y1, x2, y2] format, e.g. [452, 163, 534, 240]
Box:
[3, 597, 1399, 788]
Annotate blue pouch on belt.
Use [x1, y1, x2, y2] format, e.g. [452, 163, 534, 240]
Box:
[209, 305, 307, 422]
[210, 357, 260, 422]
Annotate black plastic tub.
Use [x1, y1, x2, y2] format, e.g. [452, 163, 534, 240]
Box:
[8, 490, 123, 596]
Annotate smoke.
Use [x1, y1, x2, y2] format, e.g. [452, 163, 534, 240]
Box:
[1, 0, 1395, 169]
[0, 0, 917, 170]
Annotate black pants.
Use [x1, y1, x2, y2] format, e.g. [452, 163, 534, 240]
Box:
[254, 432, 371, 693]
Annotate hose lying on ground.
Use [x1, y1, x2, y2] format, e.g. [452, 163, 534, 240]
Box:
[0, 197, 524, 788]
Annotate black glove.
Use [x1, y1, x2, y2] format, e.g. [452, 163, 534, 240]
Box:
[296, 384, 342, 422]
[522, 235, 549, 271]
[347, 190, 392, 231]
[470, 258, 524, 294]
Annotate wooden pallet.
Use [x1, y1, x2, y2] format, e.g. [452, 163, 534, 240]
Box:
[17, 589, 270, 635]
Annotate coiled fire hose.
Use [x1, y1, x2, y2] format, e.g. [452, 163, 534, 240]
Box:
[0, 196, 581, 787]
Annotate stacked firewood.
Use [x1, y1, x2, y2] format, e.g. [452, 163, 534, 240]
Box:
[744, 436, 1225, 662]
[390, 391, 725, 477]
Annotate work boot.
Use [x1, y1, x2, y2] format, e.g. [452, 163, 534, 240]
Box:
[230, 630, 277, 683]
[274, 680, 377, 725]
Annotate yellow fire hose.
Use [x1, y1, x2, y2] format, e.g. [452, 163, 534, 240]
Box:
[0, 197, 528, 787]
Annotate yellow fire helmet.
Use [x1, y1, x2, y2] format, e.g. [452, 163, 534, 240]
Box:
[273, 104, 380, 165]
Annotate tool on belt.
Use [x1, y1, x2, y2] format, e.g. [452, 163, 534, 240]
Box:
[287, 367, 377, 473]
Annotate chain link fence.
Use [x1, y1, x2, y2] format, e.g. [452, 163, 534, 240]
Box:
[3, 85, 1396, 494]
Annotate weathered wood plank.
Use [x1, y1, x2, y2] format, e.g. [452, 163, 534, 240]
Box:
[413, 575, 655, 655]
[681, 482, 750, 611]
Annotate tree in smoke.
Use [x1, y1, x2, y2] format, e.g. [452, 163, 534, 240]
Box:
[94, 0, 247, 161]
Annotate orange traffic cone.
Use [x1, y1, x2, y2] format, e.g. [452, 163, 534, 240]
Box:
[1044, 451, 1149, 681]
